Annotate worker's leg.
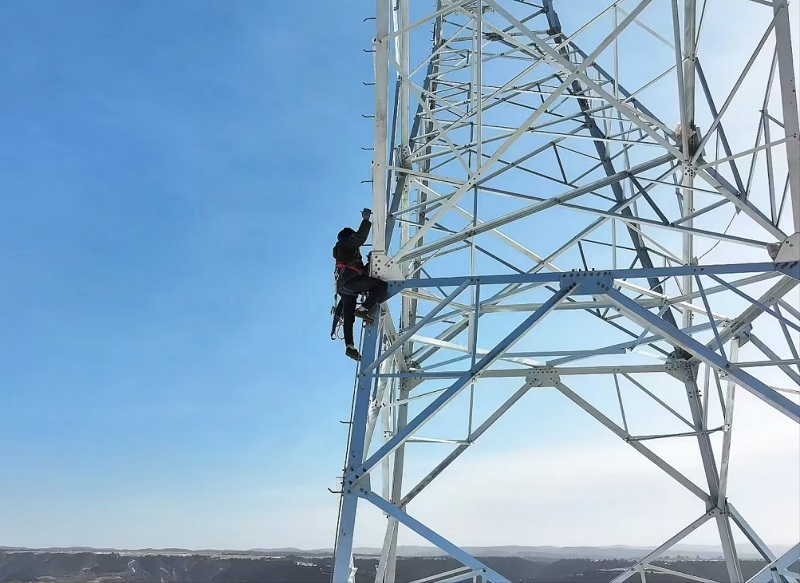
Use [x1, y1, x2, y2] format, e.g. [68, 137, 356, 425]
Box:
[341, 294, 358, 347]
[362, 278, 388, 311]
[346, 275, 388, 311]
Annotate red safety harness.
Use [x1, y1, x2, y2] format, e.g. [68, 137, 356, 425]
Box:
[336, 262, 363, 274]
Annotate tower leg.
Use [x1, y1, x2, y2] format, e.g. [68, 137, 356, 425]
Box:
[333, 322, 382, 583]
[772, 0, 800, 231]
[678, 362, 743, 583]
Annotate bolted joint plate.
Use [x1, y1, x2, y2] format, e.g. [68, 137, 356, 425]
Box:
[526, 366, 560, 387]
[342, 471, 371, 493]
[370, 252, 405, 280]
[559, 271, 614, 294]
[769, 232, 800, 263]
[771, 232, 800, 281]
[664, 360, 693, 381]
[397, 145, 412, 167]
[732, 324, 753, 347]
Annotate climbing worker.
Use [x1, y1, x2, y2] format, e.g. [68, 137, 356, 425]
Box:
[333, 208, 389, 361]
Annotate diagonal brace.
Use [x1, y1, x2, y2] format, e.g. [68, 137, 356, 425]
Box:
[348, 284, 576, 484]
[400, 379, 535, 507]
[363, 490, 512, 583]
[604, 287, 800, 423]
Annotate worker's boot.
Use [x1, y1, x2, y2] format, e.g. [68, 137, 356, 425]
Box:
[354, 307, 376, 325]
[345, 345, 361, 361]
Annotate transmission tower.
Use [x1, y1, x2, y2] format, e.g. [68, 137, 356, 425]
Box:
[333, 1, 800, 582]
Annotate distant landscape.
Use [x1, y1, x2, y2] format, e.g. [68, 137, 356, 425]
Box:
[0, 546, 794, 583]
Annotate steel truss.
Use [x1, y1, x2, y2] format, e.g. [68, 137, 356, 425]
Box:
[333, 1, 800, 582]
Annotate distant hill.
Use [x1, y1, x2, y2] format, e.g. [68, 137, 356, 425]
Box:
[247, 543, 792, 561]
[0, 550, 777, 583]
[4, 544, 792, 560]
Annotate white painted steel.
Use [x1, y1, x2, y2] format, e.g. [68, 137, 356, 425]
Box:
[332, 1, 800, 581]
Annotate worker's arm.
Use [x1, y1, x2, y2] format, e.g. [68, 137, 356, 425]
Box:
[349, 218, 372, 246]
[336, 219, 371, 251]
[341, 209, 373, 249]
[352, 208, 372, 244]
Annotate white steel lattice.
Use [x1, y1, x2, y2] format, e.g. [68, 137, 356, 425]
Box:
[333, 1, 800, 582]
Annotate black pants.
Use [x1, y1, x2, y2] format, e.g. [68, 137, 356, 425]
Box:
[340, 275, 389, 346]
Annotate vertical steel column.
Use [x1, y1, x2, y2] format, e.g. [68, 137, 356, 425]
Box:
[383, 377, 410, 583]
[332, 323, 382, 583]
[382, 2, 412, 579]
[679, 0, 697, 333]
[678, 362, 743, 583]
[372, 0, 390, 254]
[398, 0, 409, 150]
[466, 0, 482, 439]
[380, 6, 442, 580]
[669, 18, 743, 571]
[772, 0, 800, 232]
[718, 338, 741, 502]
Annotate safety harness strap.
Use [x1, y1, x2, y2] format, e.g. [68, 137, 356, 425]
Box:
[336, 261, 363, 274]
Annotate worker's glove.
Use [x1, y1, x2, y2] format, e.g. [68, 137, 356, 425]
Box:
[362, 208, 372, 221]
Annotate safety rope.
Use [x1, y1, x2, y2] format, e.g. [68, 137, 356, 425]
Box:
[698, 209, 738, 261]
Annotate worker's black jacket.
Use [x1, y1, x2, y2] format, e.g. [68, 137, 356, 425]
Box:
[333, 219, 371, 291]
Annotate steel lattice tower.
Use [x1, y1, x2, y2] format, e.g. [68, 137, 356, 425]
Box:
[332, 1, 800, 582]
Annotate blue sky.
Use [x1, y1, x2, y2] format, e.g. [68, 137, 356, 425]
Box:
[0, 0, 375, 548]
[0, 0, 797, 551]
